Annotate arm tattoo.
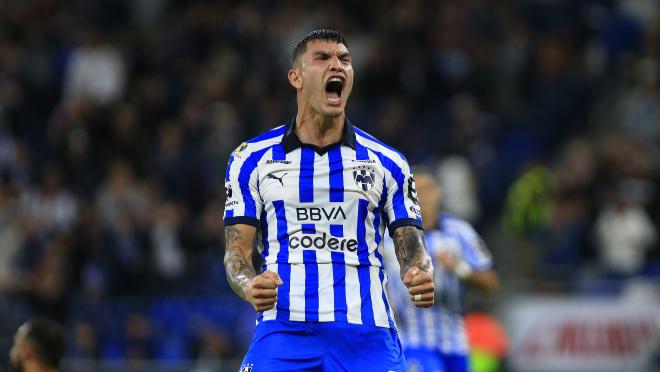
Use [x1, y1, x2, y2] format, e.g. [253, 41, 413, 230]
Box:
[392, 226, 433, 278]
[224, 226, 256, 300]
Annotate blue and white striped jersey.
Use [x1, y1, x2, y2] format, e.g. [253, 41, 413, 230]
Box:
[384, 213, 493, 355]
[223, 118, 422, 328]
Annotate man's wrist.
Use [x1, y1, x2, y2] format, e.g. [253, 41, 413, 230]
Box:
[453, 260, 473, 279]
[242, 279, 255, 301]
[419, 264, 433, 277]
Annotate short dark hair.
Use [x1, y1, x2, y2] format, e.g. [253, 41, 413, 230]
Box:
[292, 29, 348, 65]
[25, 318, 65, 368]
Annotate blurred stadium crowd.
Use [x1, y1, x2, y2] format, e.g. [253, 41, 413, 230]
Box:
[0, 0, 658, 367]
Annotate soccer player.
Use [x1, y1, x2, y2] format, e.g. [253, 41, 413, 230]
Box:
[385, 168, 499, 372]
[9, 318, 65, 372]
[223, 29, 435, 371]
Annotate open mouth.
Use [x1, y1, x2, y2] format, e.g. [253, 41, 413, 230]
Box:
[325, 76, 344, 102]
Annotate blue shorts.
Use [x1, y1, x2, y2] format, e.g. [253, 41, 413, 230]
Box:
[403, 348, 468, 372]
[239, 320, 406, 371]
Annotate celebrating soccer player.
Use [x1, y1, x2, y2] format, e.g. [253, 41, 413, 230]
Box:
[223, 29, 434, 371]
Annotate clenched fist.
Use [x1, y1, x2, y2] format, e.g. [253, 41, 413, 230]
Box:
[403, 267, 434, 308]
[247, 271, 283, 312]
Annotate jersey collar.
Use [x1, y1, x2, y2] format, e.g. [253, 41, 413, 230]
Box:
[281, 117, 357, 154]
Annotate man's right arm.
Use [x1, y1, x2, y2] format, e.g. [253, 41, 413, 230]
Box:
[224, 224, 257, 300]
[224, 224, 282, 311]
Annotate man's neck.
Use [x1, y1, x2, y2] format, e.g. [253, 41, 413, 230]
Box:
[294, 111, 345, 148]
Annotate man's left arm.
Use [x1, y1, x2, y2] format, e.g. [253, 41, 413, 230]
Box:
[437, 225, 499, 293]
[392, 226, 435, 308]
[437, 252, 499, 293]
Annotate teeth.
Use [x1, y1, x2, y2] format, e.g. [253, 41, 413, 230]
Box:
[329, 77, 343, 83]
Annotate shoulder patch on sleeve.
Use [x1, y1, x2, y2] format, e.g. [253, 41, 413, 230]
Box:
[407, 176, 420, 206]
[233, 142, 248, 155]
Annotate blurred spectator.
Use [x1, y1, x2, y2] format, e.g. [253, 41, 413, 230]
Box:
[68, 320, 98, 360]
[553, 139, 597, 198]
[0, 175, 23, 290]
[501, 164, 553, 236]
[535, 139, 596, 282]
[498, 163, 553, 280]
[21, 165, 78, 234]
[124, 313, 154, 360]
[63, 27, 126, 106]
[100, 215, 148, 296]
[95, 160, 149, 229]
[15, 234, 73, 323]
[436, 155, 481, 223]
[616, 58, 660, 140]
[104, 104, 147, 175]
[73, 204, 109, 301]
[526, 33, 592, 153]
[150, 201, 187, 282]
[151, 122, 193, 201]
[594, 181, 657, 277]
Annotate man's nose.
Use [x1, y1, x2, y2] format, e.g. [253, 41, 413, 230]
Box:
[329, 56, 343, 71]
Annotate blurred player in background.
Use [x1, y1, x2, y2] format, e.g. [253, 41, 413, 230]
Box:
[385, 167, 499, 372]
[223, 29, 434, 371]
[9, 318, 65, 372]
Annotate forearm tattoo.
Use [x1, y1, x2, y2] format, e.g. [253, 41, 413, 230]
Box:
[392, 226, 433, 278]
[224, 226, 256, 300]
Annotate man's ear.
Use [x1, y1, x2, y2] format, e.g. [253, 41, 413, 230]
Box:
[288, 67, 302, 89]
[21, 342, 34, 361]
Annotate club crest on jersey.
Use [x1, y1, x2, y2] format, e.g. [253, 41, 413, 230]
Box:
[353, 166, 375, 192]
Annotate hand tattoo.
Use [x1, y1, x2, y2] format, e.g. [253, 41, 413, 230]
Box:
[224, 226, 256, 300]
[392, 226, 433, 279]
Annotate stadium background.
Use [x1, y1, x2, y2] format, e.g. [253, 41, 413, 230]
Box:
[0, 0, 658, 371]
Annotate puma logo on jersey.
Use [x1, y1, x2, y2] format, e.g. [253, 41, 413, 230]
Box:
[266, 172, 287, 186]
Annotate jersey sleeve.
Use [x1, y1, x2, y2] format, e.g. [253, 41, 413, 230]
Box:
[456, 222, 493, 271]
[382, 154, 423, 234]
[223, 145, 262, 228]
